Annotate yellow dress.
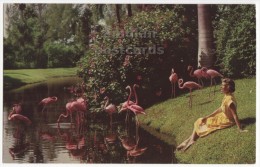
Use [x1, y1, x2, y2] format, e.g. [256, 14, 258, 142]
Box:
[194, 94, 237, 137]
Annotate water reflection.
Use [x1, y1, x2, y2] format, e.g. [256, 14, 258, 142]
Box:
[9, 125, 30, 160]
[3, 77, 175, 163]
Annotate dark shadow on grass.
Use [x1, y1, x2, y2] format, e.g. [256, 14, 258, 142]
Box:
[3, 76, 26, 91]
[199, 100, 213, 105]
[240, 117, 256, 126]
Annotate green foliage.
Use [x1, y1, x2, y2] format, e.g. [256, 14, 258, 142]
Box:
[4, 4, 92, 69]
[4, 5, 48, 69]
[213, 5, 256, 78]
[77, 5, 198, 110]
[43, 4, 91, 68]
[44, 41, 83, 68]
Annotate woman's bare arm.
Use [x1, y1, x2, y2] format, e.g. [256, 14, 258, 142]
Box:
[229, 102, 248, 132]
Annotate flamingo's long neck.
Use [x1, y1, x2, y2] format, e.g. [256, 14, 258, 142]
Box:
[60, 103, 72, 118]
[133, 85, 138, 105]
[126, 86, 132, 106]
[178, 79, 185, 89]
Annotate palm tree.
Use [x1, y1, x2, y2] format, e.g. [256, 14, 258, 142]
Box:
[197, 4, 214, 68]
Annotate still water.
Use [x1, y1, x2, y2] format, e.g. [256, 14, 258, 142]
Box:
[3, 77, 175, 163]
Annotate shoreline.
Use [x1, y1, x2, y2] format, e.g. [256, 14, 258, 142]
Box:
[4, 68, 78, 91]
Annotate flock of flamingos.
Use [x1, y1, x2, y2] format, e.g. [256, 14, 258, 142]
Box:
[7, 65, 223, 158]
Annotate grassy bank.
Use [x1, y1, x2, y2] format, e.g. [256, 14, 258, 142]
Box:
[139, 78, 256, 164]
[4, 68, 78, 90]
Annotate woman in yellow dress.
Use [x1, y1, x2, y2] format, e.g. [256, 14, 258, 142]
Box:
[176, 78, 248, 151]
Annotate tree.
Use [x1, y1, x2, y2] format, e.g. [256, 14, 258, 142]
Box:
[4, 4, 46, 69]
[213, 5, 256, 77]
[197, 4, 214, 68]
[43, 4, 85, 67]
[115, 4, 121, 24]
[127, 4, 132, 17]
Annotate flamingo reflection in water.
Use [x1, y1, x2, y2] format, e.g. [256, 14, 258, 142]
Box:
[9, 136, 30, 159]
[39, 129, 56, 142]
[88, 130, 111, 163]
[8, 120, 30, 159]
[119, 124, 147, 162]
[57, 124, 86, 161]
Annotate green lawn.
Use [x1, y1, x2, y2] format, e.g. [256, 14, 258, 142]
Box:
[139, 78, 256, 164]
[4, 68, 78, 90]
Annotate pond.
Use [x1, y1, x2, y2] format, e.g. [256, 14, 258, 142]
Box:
[3, 77, 176, 163]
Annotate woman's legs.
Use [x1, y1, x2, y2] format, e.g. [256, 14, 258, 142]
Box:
[176, 137, 191, 150]
[177, 129, 199, 151]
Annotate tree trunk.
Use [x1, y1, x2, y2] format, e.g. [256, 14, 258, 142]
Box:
[127, 4, 132, 17]
[197, 4, 214, 68]
[115, 4, 121, 24]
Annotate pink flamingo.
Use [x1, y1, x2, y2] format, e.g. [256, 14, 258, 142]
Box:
[75, 97, 88, 128]
[127, 84, 146, 125]
[57, 101, 74, 123]
[119, 86, 135, 124]
[39, 96, 58, 112]
[104, 96, 117, 129]
[127, 85, 145, 142]
[187, 65, 208, 87]
[8, 113, 32, 126]
[57, 97, 87, 125]
[169, 68, 178, 98]
[201, 67, 224, 96]
[120, 86, 135, 111]
[178, 79, 202, 108]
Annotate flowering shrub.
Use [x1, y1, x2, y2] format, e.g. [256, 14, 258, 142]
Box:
[77, 5, 197, 110]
